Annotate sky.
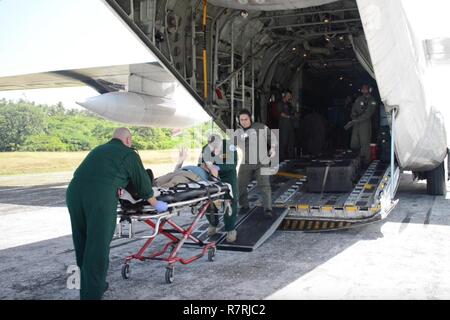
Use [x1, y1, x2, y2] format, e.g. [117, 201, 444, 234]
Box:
[0, 0, 158, 109]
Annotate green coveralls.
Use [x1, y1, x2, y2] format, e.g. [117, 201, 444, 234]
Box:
[203, 140, 238, 232]
[66, 139, 153, 300]
[350, 94, 377, 164]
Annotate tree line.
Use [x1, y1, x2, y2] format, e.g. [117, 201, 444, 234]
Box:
[0, 99, 213, 152]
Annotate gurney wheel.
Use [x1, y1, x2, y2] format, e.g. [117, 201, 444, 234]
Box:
[208, 247, 216, 262]
[122, 264, 131, 279]
[165, 267, 174, 284]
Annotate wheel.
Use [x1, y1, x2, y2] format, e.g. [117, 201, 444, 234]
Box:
[427, 160, 447, 196]
[208, 247, 216, 262]
[165, 267, 174, 284]
[121, 264, 131, 279]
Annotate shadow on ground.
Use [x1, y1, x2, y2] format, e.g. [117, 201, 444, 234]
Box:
[0, 183, 68, 208]
[0, 172, 449, 299]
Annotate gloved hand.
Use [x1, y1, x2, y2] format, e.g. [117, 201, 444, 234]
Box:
[213, 165, 220, 171]
[154, 200, 169, 212]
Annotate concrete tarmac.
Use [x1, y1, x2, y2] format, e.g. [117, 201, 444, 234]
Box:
[0, 172, 449, 300]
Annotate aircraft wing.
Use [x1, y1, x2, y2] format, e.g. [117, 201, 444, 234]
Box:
[0, 62, 175, 94]
[0, 64, 130, 93]
[0, 0, 218, 129]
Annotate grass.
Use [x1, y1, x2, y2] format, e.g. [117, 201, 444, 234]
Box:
[0, 149, 201, 176]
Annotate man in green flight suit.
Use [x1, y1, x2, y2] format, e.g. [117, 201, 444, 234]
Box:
[175, 134, 238, 242]
[66, 127, 168, 300]
[345, 84, 377, 165]
[201, 134, 239, 243]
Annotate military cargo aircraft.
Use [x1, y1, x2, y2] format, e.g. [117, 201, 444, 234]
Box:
[1, 0, 449, 234]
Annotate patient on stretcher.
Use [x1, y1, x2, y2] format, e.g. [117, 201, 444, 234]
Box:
[154, 163, 219, 188]
[122, 151, 221, 203]
[147, 147, 219, 188]
[120, 165, 229, 210]
[119, 152, 232, 217]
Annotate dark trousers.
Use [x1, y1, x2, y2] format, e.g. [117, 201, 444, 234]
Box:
[279, 117, 295, 161]
[351, 122, 372, 165]
[238, 164, 272, 211]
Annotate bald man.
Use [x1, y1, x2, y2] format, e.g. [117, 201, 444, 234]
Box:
[66, 128, 167, 300]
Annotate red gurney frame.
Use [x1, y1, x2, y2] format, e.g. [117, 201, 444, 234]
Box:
[118, 191, 229, 283]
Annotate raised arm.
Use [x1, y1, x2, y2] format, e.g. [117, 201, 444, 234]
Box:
[174, 147, 188, 171]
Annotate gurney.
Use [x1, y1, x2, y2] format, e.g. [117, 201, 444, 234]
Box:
[116, 179, 232, 283]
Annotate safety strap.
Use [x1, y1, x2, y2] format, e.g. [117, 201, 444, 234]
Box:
[183, 176, 206, 188]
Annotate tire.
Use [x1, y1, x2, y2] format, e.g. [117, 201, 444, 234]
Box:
[427, 161, 447, 196]
[121, 264, 131, 280]
[165, 267, 174, 284]
[208, 247, 216, 262]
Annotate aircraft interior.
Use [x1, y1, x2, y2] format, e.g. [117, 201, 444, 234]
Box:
[112, 0, 384, 158]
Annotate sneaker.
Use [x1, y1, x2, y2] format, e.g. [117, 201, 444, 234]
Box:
[226, 230, 237, 243]
[238, 207, 250, 215]
[207, 226, 217, 236]
[264, 210, 274, 218]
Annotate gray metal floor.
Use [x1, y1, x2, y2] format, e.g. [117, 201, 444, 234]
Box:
[0, 172, 449, 299]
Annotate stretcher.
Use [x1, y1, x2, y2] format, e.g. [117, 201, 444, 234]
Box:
[116, 180, 232, 283]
